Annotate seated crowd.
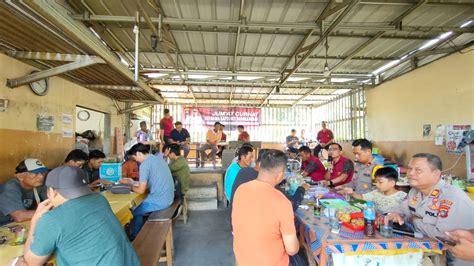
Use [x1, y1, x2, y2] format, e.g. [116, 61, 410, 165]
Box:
[0, 140, 191, 265]
[227, 138, 474, 265]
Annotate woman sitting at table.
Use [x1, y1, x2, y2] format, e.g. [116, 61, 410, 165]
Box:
[342, 167, 407, 214]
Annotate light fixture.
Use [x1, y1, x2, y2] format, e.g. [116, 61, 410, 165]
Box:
[151, 35, 158, 50]
[323, 37, 331, 78]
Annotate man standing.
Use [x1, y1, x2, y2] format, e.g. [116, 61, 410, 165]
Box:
[348, 139, 381, 194]
[136, 121, 153, 143]
[200, 122, 222, 168]
[232, 149, 299, 265]
[298, 146, 326, 182]
[0, 159, 49, 224]
[169, 121, 191, 159]
[160, 109, 174, 150]
[122, 143, 174, 239]
[314, 121, 334, 156]
[224, 146, 254, 201]
[286, 129, 299, 149]
[389, 153, 474, 266]
[237, 125, 250, 142]
[324, 143, 354, 187]
[17, 166, 139, 265]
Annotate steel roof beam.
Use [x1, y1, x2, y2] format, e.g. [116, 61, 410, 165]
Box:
[329, 31, 385, 73]
[280, 0, 360, 86]
[291, 87, 323, 107]
[149, 79, 362, 88]
[2, 50, 102, 62]
[85, 84, 142, 91]
[111, 27, 435, 40]
[390, 0, 428, 26]
[29, 1, 164, 103]
[143, 69, 371, 79]
[160, 90, 336, 96]
[72, 14, 473, 34]
[132, 51, 397, 61]
[118, 103, 153, 114]
[6, 56, 105, 88]
[163, 96, 326, 102]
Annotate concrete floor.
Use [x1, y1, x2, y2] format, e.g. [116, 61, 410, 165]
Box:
[165, 209, 235, 266]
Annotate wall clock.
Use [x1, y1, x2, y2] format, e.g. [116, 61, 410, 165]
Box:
[28, 71, 49, 96]
[77, 110, 90, 121]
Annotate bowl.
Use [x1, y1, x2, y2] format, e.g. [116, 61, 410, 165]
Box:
[466, 187, 474, 194]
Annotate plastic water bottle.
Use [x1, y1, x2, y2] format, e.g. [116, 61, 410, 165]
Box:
[364, 201, 376, 237]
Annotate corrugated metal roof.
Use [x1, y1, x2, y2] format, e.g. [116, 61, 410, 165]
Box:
[1, 0, 472, 106]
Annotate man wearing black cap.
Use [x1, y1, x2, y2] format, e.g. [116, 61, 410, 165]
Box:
[0, 158, 49, 224]
[18, 166, 139, 266]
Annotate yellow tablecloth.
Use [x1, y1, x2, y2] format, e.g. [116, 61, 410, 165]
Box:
[0, 192, 144, 266]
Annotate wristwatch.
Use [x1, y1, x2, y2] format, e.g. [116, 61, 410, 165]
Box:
[328, 180, 334, 187]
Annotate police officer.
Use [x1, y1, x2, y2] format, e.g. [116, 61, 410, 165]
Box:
[389, 153, 474, 266]
[345, 139, 382, 194]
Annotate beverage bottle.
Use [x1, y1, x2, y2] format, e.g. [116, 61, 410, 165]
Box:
[364, 201, 376, 237]
[314, 198, 321, 218]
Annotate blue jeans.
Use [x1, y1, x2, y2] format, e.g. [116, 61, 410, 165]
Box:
[131, 200, 169, 239]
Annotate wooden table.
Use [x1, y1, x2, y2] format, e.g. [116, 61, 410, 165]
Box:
[0, 191, 144, 265]
[296, 208, 444, 266]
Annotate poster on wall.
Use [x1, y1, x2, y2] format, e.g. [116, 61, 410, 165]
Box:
[435, 125, 445, 145]
[446, 124, 472, 154]
[62, 114, 73, 138]
[36, 114, 54, 132]
[182, 107, 261, 128]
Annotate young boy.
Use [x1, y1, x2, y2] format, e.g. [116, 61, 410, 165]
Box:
[343, 167, 407, 214]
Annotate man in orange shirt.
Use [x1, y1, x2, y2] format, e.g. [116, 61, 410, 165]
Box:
[200, 122, 222, 168]
[232, 149, 299, 266]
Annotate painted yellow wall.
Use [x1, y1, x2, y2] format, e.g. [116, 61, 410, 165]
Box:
[366, 50, 474, 176]
[0, 53, 125, 182]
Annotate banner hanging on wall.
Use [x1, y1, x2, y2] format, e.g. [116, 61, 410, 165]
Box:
[182, 107, 261, 127]
[446, 124, 472, 154]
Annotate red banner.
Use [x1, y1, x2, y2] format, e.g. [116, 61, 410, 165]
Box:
[182, 107, 261, 127]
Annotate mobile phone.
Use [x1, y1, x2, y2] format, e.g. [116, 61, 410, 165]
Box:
[435, 236, 457, 246]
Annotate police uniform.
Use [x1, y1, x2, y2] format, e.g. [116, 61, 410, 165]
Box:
[349, 158, 382, 194]
[391, 179, 474, 266]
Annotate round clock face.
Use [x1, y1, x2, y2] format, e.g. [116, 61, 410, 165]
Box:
[77, 110, 90, 121]
[29, 78, 48, 96]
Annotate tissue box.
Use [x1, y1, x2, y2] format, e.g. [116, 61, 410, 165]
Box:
[99, 163, 122, 183]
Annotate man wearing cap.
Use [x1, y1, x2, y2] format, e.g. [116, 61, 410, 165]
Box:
[0, 159, 49, 224]
[200, 122, 223, 168]
[17, 166, 139, 265]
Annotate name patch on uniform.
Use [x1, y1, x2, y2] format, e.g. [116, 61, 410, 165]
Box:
[409, 206, 416, 212]
[438, 205, 450, 218]
[440, 200, 453, 206]
[425, 211, 438, 217]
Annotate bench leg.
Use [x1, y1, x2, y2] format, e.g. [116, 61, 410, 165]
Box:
[166, 229, 173, 266]
[183, 197, 188, 224]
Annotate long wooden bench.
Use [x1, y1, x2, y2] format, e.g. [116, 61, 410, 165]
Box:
[132, 199, 182, 266]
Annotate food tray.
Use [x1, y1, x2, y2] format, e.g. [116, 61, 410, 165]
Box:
[342, 212, 365, 231]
